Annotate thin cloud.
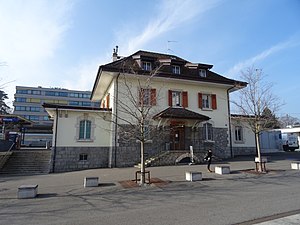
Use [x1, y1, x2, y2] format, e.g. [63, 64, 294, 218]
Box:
[62, 55, 111, 92]
[0, 0, 73, 105]
[226, 38, 300, 78]
[65, 0, 221, 93]
[121, 0, 221, 55]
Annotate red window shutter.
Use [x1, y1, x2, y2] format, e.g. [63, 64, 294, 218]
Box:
[106, 94, 110, 108]
[182, 91, 188, 108]
[212, 94, 217, 109]
[168, 90, 172, 107]
[198, 93, 202, 108]
[138, 88, 143, 106]
[150, 89, 156, 106]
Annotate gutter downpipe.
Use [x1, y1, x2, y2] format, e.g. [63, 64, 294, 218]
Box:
[227, 86, 235, 158]
[114, 73, 120, 168]
[52, 107, 59, 173]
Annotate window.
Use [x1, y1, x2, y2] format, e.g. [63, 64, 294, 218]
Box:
[235, 126, 243, 142]
[45, 91, 56, 96]
[139, 88, 156, 106]
[79, 120, 91, 140]
[82, 93, 91, 99]
[203, 122, 213, 141]
[172, 65, 181, 74]
[69, 101, 79, 106]
[31, 90, 41, 95]
[202, 94, 211, 109]
[24, 115, 39, 121]
[79, 153, 88, 161]
[142, 61, 152, 71]
[172, 91, 181, 107]
[82, 102, 91, 106]
[168, 90, 188, 107]
[43, 116, 50, 121]
[28, 107, 40, 112]
[15, 106, 26, 111]
[58, 92, 68, 97]
[199, 69, 207, 77]
[198, 93, 217, 110]
[16, 90, 28, 94]
[15, 97, 26, 102]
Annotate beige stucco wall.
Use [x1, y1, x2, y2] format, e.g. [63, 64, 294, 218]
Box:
[231, 119, 256, 148]
[111, 74, 231, 129]
[52, 109, 112, 147]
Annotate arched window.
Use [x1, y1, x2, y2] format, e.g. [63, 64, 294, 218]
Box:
[203, 122, 213, 141]
[79, 120, 91, 140]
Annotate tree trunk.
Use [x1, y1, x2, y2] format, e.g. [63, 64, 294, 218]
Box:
[255, 132, 264, 172]
[140, 140, 145, 185]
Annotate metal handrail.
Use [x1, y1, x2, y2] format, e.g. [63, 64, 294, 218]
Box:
[0, 142, 15, 169]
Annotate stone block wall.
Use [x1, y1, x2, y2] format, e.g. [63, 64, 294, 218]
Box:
[232, 146, 256, 156]
[188, 127, 230, 158]
[52, 146, 109, 172]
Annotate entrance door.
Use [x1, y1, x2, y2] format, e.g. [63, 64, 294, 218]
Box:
[170, 126, 185, 150]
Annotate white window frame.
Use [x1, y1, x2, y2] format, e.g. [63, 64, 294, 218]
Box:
[140, 88, 151, 106]
[172, 65, 181, 74]
[199, 69, 207, 77]
[203, 122, 213, 141]
[202, 94, 212, 109]
[79, 120, 91, 140]
[234, 126, 243, 142]
[79, 153, 88, 161]
[76, 114, 95, 142]
[172, 91, 182, 107]
[142, 61, 152, 71]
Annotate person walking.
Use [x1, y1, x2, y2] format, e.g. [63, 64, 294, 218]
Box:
[204, 149, 213, 172]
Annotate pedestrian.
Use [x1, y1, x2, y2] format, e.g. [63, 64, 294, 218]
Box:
[204, 149, 213, 172]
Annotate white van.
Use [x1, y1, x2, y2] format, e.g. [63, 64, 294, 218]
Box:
[282, 133, 299, 151]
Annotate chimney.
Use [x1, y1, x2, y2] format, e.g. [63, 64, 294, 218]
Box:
[112, 45, 119, 62]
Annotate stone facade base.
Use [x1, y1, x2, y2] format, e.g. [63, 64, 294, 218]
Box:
[233, 147, 256, 156]
[52, 147, 109, 173]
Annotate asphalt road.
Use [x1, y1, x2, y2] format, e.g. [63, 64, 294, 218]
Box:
[1, 152, 300, 225]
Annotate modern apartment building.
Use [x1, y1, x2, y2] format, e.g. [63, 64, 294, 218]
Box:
[13, 86, 100, 147]
[13, 86, 100, 146]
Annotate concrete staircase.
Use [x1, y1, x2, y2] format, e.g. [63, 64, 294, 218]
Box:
[0, 150, 51, 175]
[136, 150, 207, 168]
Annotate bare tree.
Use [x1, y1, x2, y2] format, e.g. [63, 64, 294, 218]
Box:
[99, 64, 164, 186]
[279, 114, 300, 128]
[232, 66, 281, 172]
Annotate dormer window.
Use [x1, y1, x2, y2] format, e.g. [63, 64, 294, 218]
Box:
[199, 69, 206, 77]
[172, 65, 181, 74]
[142, 61, 152, 71]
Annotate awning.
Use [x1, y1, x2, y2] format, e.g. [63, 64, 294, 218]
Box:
[153, 107, 210, 121]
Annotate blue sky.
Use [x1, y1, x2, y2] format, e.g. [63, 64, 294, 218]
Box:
[0, 0, 299, 119]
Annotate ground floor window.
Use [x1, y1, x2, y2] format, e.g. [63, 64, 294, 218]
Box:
[203, 122, 213, 141]
[234, 126, 243, 142]
[79, 120, 91, 140]
[79, 153, 88, 161]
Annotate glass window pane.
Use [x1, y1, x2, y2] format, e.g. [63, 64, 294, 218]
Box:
[79, 121, 85, 139]
[86, 121, 91, 139]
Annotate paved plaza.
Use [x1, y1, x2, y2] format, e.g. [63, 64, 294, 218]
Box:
[1, 152, 300, 225]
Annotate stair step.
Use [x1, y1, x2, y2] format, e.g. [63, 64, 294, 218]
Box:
[0, 150, 51, 175]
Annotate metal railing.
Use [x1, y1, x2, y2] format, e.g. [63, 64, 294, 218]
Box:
[0, 142, 15, 169]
